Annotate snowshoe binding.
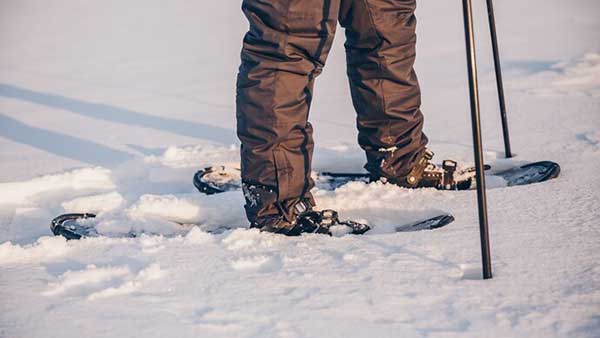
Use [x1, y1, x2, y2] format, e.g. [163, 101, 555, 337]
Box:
[251, 199, 370, 236]
[369, 149, 489, 190]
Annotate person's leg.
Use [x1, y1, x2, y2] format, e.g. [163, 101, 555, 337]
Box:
[237, 0, 340, 226]
[339, 0, 428, 182]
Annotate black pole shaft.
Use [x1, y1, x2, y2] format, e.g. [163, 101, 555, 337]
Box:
[486, 0, 513, 158]
[462, 0, 493, 279]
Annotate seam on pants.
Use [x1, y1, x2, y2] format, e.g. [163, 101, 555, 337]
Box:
[360, 0, 391, 145]
[300, 0, 332, 197]
[272, 0, 294, 200]
[313, 0, 332, 67]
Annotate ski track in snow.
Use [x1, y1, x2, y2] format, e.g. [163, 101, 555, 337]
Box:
[509, 53, 600, 98]
[1, 0, 600, 337]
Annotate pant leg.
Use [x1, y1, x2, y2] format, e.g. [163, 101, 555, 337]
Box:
[237, 0, 340, 223]
[339, 0, 428, 179]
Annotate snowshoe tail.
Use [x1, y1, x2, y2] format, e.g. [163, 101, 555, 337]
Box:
[193, 166, 242, 195]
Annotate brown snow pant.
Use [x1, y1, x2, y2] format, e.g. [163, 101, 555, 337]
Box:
[237, 0, 428, 223]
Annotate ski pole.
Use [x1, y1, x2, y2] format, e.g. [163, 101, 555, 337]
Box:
[486, 0, 513, 158]
[462, 0, 492, 279]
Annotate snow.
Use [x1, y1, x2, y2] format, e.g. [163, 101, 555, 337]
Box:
[1, 0, 600, 337]
[42, 264, 133, 297]
[0, 167, 114, 205]
[509, 53, 600, 97]
[62, 191, 125, 215]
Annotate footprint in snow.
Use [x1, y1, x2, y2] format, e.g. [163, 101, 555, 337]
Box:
[459, 263, 484, 281]
[229, 255, 282, 273]
[42, 262, 167, 300]
[190, 307, 261, 330]
[222, 228, 278, 252]
[576, 131, 600, 150]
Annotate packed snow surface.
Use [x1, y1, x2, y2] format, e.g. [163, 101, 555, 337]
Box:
[1, 0, 599, 337]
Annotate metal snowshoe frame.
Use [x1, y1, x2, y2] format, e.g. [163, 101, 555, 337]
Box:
[51, 213, 98, 240]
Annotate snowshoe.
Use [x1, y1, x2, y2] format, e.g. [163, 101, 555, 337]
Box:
[50, 211, 455, 240]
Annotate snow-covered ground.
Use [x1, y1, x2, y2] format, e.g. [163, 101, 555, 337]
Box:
[1, 0, 599, 337]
